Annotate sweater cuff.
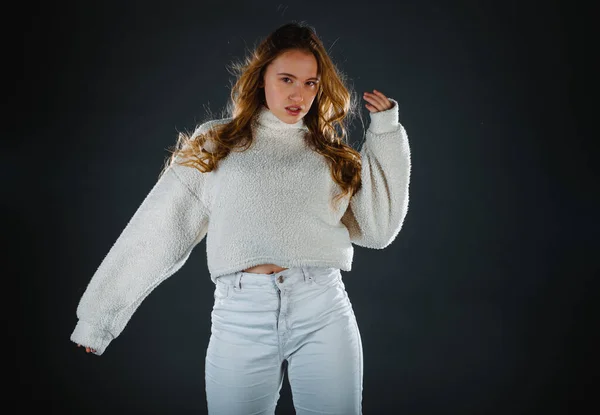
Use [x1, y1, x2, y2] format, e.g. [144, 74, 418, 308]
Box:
[70, 320, 114, 356]
[367, 97, 400, 135]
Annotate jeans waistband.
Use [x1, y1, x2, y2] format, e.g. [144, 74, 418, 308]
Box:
[216, 266, 340, 290]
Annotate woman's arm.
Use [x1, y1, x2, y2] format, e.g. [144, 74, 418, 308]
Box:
[342, 95, 412, 248]
[71, 145, 211, 356]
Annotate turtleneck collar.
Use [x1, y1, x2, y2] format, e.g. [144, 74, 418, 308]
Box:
[255, 104, 308, 131]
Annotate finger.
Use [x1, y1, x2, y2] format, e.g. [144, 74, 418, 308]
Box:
[365, 103, 377, 113]
[363, 95, 382, 112]
[372, 90, 393, 109]
[368, 95, 392, 111]
[364, 92, 385, 110]
[372, 89, 388, 99]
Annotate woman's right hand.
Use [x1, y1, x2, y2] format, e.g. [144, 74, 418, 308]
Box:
[77, 344, 96, 353]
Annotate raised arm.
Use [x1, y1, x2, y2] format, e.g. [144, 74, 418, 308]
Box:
[341, 95, 412, 248]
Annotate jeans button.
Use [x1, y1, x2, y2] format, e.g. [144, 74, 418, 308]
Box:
[278, 275, 284, 283]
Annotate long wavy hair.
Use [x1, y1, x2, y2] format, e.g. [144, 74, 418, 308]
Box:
[164, 21, 364, 210]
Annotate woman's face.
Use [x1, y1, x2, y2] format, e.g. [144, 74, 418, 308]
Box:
[261, 49, 320, 124]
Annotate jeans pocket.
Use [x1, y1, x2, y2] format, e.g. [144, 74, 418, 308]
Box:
[214, 279, 231, 301]
[312, 268, 342, 287]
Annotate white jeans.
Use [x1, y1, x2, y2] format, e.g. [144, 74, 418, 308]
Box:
[205, 266, 363, 414]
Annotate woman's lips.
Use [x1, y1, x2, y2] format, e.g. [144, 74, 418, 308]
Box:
[285, 107, 301, 115]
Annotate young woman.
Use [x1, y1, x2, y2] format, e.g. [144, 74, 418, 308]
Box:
[72, 21, 411, 414]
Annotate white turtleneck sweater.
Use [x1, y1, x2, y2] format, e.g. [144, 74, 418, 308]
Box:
[70, 99, 411, 355]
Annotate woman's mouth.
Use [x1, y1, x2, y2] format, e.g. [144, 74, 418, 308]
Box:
[285, 106, 301, 116]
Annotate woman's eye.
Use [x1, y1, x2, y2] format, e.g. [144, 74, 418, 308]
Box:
[282, 78, 317, 87]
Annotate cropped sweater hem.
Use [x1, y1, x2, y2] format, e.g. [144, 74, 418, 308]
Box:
[209, 257, 352, 283]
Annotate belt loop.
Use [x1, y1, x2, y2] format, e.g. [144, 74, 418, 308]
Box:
[302, 266, 312, 283]
[235, 272, 242, 289]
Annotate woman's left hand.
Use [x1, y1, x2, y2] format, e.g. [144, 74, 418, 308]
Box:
[363, 89, 394, 113]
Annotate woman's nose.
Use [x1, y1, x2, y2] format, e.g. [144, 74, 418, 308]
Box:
[289, 93, 303, 101]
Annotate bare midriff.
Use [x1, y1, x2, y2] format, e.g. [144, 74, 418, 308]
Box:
[242, 264, 289, 274]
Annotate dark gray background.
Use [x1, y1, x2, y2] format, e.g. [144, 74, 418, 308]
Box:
[11, 0, 595, 413]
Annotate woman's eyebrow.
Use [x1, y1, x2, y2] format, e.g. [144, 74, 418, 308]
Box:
[277, 72, 320, 81]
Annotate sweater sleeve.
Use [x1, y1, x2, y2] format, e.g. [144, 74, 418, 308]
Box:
[341, 98, 412, 249]
[70, 147, 211, 356]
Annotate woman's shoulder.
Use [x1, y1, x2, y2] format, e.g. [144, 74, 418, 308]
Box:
[189, 117, 232, 153]
[191, 117, 232, 139]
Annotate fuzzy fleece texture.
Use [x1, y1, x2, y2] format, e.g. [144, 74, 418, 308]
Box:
[70, 98, 411, 355]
